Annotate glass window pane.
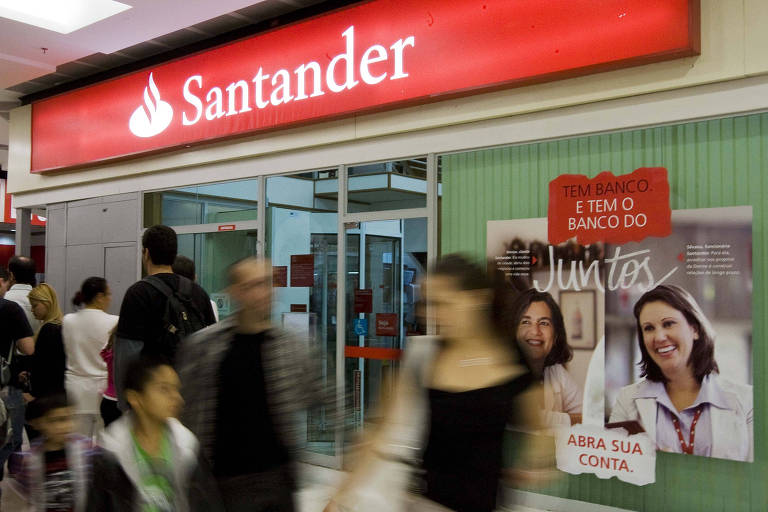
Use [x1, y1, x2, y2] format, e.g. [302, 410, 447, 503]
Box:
[176, 230, 258, 320]
[266, 169, 338, 457]
[346, 158, 427, 213]
[143, 178, 259, 227]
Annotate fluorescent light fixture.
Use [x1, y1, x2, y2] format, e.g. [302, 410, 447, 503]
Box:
[0, 0, 131, 34]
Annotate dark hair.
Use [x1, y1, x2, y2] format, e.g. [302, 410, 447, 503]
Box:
[72, 276, 108, 306]
[634, 284, 718, 383]
[172, 255, 195, 281]
[430, 254, 522, 354]
[0, 267, 9, 281]
[124, 354, 173, 394]
[510, 289, 573, 367]
[26, 392, 69, 422]
[8, 255, 36, 286]
[142, 225, 177, 266]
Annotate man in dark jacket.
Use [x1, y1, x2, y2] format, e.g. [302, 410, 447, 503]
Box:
[114, 225, 216, 410]
[177, 257, 327, 512]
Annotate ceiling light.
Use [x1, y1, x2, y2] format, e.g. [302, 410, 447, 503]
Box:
[0, 0, 131, 34]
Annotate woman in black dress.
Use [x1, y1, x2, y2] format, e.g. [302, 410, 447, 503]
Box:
[327, 255, 547, 512]
[27, 283, 67, 399]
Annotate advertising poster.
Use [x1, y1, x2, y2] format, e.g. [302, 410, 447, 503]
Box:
[488, 168, 753, 486]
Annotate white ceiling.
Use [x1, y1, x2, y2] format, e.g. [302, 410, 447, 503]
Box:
[0, 0, 275, 89]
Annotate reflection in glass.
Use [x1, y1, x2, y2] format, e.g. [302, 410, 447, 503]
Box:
[347, 158, 428, 213]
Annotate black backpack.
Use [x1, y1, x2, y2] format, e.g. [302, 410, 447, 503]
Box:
[143, 275, 207, 361]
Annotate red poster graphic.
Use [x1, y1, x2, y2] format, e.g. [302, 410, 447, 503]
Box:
[273, 266, 287, 287]
[548, 167, 671, 245]
[354, 289, 373, 313]
[375, 313, 399, 336]
[290, 254, 314, 287]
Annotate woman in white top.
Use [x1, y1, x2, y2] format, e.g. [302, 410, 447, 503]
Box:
[62, 277, 118, 439]
[512, 289, 583, 426]
[609, 285, 752, 461]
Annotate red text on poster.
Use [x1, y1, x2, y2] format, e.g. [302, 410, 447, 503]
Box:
[290, 254, 315, 287]
[548, 167, 671, 245]
[354, 289, 373, 314]
[273, 266, 287, 287]
[376, 313, 399, 336]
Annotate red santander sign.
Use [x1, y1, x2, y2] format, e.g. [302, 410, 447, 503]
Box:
[31, 0, 699, 172]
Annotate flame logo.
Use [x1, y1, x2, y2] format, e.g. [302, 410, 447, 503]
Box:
[129, 73, 173, 138]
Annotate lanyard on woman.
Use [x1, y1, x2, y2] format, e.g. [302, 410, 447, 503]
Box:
[671, 405, 704, 455]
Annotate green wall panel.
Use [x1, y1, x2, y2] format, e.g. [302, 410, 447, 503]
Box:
[441, 113, 768, 511]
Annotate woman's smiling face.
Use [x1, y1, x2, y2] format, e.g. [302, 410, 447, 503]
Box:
[516, 301, 555, 363]
[639, 300, 699, 378]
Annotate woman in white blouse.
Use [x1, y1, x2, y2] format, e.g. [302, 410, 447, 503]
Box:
[62, 277, 118, 439]
[512, 289, 583, 426]
[609, 285, 752, 461]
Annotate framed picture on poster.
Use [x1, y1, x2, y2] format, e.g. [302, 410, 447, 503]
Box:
[559, 290, 596, 349]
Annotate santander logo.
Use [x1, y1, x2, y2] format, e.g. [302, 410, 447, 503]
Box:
[129, 73, 174, 138]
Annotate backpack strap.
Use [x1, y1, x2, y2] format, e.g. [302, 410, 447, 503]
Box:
[143, 274, 175, 299]
[144, 275, 207, 325]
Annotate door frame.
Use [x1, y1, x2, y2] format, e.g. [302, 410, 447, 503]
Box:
[331, 153, 438, 469]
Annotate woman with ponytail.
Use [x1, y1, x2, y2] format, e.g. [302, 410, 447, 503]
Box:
[62, 277, 118, 439]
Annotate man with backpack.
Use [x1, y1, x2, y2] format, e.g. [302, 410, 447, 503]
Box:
[114, 225, 216, 411]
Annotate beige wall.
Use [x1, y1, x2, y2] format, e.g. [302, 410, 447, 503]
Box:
[8, 0, 768, 201]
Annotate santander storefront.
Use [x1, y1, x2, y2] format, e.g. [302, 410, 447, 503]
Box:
[29, 0, 698, 173]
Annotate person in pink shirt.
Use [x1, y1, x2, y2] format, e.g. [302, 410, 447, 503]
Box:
[100, 329, 121, 427]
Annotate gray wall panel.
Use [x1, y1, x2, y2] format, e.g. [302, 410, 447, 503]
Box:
[66, 204, 102, 246]
[104, 244, 138, 316]
[101, 200, 138, 244]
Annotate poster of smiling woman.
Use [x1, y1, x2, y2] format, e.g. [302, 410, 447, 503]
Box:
[488, 168, 753, 486]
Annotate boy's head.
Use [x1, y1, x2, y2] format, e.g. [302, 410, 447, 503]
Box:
[124, 355, 183, 423]
[26, 393, 74, 447]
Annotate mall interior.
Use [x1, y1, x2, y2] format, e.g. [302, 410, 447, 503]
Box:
[2, 1, 768, 511]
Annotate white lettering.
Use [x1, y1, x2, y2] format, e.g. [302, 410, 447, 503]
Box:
[176, 27, 415, 126]
[270, 69, 294, 106]
[360, 44, 388, 85]
[205, 87, 225, 120]
[182, 75, 203, 125]
[294, 61, 324, 100]
[225, 80, 252, 116]
[252, 67, 271, 109]
[390, 36, 415, 79]
[327, 26, 359, 93]
[533, 246, 678, 293]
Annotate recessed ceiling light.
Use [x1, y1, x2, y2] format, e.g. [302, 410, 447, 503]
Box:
[0, 0, 131, 35]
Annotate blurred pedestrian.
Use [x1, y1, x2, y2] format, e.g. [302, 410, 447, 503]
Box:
[173, 255, 220, 322]
[100, 329, 121, 428]
[12, 393, 96, 512]
[63, 277, 118, 439]
[27, 283, 66, 401]
[86, 355, 222, 511]
[177, 257, 325, 512]
[6, 255, 41, 333]
[0, 296, 35, 489]
[326, 255, 546, 512]
[114, 225, 216, 410]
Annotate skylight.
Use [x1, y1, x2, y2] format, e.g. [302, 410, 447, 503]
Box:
[0, 0, 131, 34]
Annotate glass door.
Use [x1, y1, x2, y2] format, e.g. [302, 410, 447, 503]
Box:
[176, 226, 259, 319]
[344, 218, 427, 435]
